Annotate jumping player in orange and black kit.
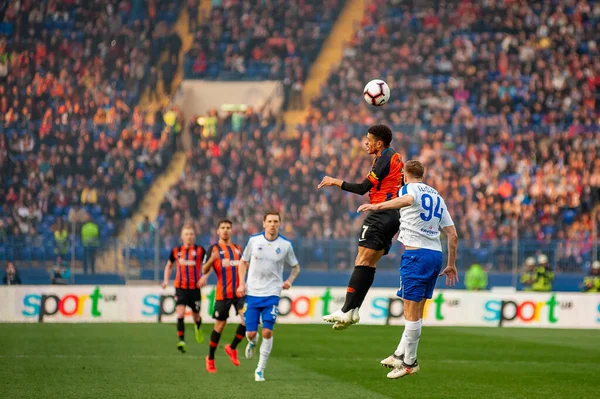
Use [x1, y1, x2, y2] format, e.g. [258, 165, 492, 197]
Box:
[198, 219, 246, 373]
[161, 224, 207, 353]
[318, 124, 403, 330]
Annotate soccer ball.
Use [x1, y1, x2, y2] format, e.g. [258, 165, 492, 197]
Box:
[363, 79, 390, 106]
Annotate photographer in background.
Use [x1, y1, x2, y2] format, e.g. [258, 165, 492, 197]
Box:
[3, 261, 22, 285]
[51, 257, 71, 285]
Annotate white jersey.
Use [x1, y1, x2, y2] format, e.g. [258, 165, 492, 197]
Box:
[397, 182, 454, 252]
[241, 233, 299, 297]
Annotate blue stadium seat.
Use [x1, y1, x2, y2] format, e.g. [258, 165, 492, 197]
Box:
[139, 269, 156, 280]
[0, 22, 15, 36]
[75, 244, 84, 261]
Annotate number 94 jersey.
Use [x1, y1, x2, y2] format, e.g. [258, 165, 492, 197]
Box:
[398, 183, 454, 252]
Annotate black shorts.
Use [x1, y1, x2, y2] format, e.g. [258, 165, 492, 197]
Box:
[213, 297, 245, 321]
[175, 288, 201, 313]
[358, 209, 400, 255]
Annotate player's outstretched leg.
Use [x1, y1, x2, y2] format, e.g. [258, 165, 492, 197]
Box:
[386, 324, 421, 378]
[245, 331, 258, 360]
[323, 308, 360, 330]
[244, 302, 260, 360]
[176, 317, 187, 353]
[206, 331, 220, 372]
[381, 331, 408, 368]
[193, 314, 204, 344]
[323, 265, 374, 329]
[387, 302, 423, 379]
[224, 324, 245, 366]
[207, 318, 227, 372]
[323, 248, 381, 329]
[254, 329, 273, 382]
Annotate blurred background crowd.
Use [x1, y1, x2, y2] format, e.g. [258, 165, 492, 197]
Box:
[1, 0, 600, 289]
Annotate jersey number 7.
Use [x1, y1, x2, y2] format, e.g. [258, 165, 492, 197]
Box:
[420, 194, 443, 221]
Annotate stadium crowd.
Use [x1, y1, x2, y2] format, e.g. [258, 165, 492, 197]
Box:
[183, 0, 344, 108]
[2, 0, 600, 275]
[0, 0, 179, 256]
[161, 0, 600, 271]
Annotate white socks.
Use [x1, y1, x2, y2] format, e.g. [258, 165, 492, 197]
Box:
[257, 337, 273, 372]
[246, 332, 258, 345]
[394, 331, 408, 357]
[403, 319, 422, 366]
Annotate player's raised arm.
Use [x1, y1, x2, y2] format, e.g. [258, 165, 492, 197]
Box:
[357, 195, 414, 213]
[318, 175, 374, 196]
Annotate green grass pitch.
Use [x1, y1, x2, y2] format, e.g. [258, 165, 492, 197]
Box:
[0, 323, 598, 399]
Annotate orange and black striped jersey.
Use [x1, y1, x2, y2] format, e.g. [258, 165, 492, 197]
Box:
[169, 245, 206, 289]
[366, 147, 404, 204]
[210, 243, 243, 300]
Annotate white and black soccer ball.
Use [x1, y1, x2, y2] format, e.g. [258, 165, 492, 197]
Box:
[363, 79, 390, 106]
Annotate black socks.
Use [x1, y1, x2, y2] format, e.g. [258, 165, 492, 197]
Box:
[341, 266, 376, 312]
[177, 318, 185, 341]
[209, 330, 221, 360]
[231, 324, 246, 350]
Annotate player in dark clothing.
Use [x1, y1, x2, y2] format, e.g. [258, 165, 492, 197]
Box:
[318, 124, 403, 329]
[161, 225, 207, 353]
[199, 220, 246, 373]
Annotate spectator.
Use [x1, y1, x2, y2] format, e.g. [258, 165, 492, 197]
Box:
[465, 263, 488, 291]
[81, 215, 99, 275]
[137, 215, 156, 245]
[520, 257, 536, 291]
[53, 217, 70, 258]
[51, 257, 71, 285]
[3, 261, 21, 285]
[147, 66, 160, 102]
[532, 254, 555, 292]
[80, 184, 98, 205]
[582, 261, 600, 293]
[0, 219, 7, 243]
[68, 204, 88, 232]
[118, 184, 137, 211]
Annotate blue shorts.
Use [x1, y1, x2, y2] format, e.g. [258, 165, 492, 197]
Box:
[244, 295, 280, 332]
[397, 248, 443, 302]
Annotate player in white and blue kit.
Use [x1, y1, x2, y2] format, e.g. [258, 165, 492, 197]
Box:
[237, 211, 300, 382]
[358, 160, 459, 379]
